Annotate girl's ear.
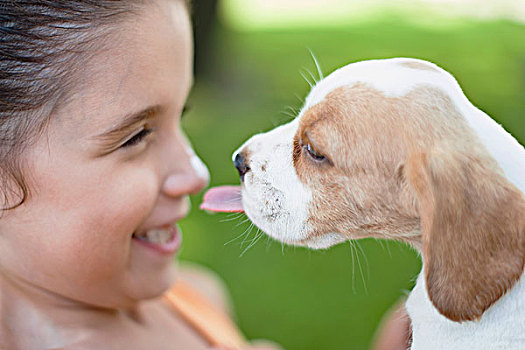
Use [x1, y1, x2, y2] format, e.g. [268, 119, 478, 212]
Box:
[404, 147, 525, 322]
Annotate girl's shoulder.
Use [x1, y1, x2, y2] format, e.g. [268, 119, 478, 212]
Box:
[175, 262, 234, 315]
[163, 262, 246, 349]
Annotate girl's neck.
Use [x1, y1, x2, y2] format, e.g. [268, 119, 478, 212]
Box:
[1, 273, 136, 349]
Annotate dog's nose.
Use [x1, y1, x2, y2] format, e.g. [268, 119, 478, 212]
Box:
[234, 152, 250, 180]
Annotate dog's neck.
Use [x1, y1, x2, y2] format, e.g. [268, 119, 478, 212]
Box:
[406, 269, 525, 350]
[460, 105, 525, 195]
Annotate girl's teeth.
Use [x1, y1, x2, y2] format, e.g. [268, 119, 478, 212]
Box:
[134, 228, 173, 244]
[147, 229, 171, 244]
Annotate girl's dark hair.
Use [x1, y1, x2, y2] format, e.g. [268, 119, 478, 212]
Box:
[0, 0, 186, 210]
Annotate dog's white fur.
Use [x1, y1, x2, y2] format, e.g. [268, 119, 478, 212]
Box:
[407, 270, 525, 349]
[234, 58, 525, 349]
[234, 120, 314, 246]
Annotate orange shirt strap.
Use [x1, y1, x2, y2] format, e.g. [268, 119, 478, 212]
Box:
[163, 280, 247, 350]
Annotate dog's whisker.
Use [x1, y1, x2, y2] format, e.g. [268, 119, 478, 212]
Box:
[279, 113, 295, 124]
[299, 69, 314, 88]
[385, 240, 393, 258]
[348, 240, 369, 295]
[239, 225, 260, 255]
[284, 214, 293, 256]
[234, 216, 252, 228]
[224, 211, 243, 218]
[348, 241, 357, 294]
[304, 67, 318, 86]
[273, 106, 300, 125]
[224, 232, 245, 246]
[229, 223, 254, 251]
[224, 219, 253, 246]
[240, 228, 264, 257]
[294, 93, 305, 105]
[353, 241, 368, 295]
[240, 223, 256, 249]
[308, 48, 324, 81]
[239, 229, 255, 253]
[219, 212, 245, 223]
[285, 105, 299, 114]
[265, 235, 272, 252]
[377, 239, 386, 252]
[245, 227, 261, 246]
[219, 215, 244, 223]
[234, 217, 251, 228]
[376, 239, 393, 259]
[355, 241, 370, 295]
[280, 107, 299, 121]
[280, 110, 294, 117]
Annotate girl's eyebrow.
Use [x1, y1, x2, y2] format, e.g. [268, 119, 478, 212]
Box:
[93, 105, 161, 142]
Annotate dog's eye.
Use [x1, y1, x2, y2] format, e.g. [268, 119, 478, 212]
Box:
[304, 143, 326, 162]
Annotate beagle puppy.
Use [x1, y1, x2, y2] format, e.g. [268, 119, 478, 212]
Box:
[201, 58, 525, 349]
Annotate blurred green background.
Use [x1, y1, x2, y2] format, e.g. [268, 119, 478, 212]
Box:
[179, 1, 525, 349]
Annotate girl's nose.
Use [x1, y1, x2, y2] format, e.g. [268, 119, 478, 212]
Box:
[163, 154, 209, 198]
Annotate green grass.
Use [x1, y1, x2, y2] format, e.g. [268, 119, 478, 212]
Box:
[178, 15, 525, 350]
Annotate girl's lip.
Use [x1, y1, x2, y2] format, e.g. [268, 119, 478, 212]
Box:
[131, 225, 182, 255]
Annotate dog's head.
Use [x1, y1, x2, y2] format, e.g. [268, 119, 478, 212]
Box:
[233, 58, 525, 322]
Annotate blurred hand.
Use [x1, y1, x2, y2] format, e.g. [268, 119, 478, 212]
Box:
[371, 299, 411, 350]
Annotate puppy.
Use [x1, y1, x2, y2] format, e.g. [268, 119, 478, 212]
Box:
[201, 58, 525, 349]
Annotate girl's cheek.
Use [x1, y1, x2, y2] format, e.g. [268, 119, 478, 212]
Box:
[108, 172, 159, 227]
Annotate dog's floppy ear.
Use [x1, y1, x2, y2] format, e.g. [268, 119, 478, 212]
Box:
[404, 146, 525, 322]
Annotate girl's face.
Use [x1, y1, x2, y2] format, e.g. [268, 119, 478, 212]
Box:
[0, 0, 208, 307]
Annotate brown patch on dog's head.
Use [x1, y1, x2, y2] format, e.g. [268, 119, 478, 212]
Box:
[399, 61, 439, 72]
[293, 83, 525, 321]
[293, 84, 428, 244]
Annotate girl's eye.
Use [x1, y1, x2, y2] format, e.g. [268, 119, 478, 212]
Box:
[304, 143, 326, 162]
[120, 127, 154, 148]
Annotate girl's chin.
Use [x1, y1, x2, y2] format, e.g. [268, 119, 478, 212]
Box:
[123, 228, 182, 299]
[123, 259, 178, 303]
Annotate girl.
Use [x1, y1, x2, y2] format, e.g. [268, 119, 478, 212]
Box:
[0, 0, 279, 348]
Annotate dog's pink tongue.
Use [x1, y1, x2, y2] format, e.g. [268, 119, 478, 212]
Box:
[200, 186, 244, 213]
